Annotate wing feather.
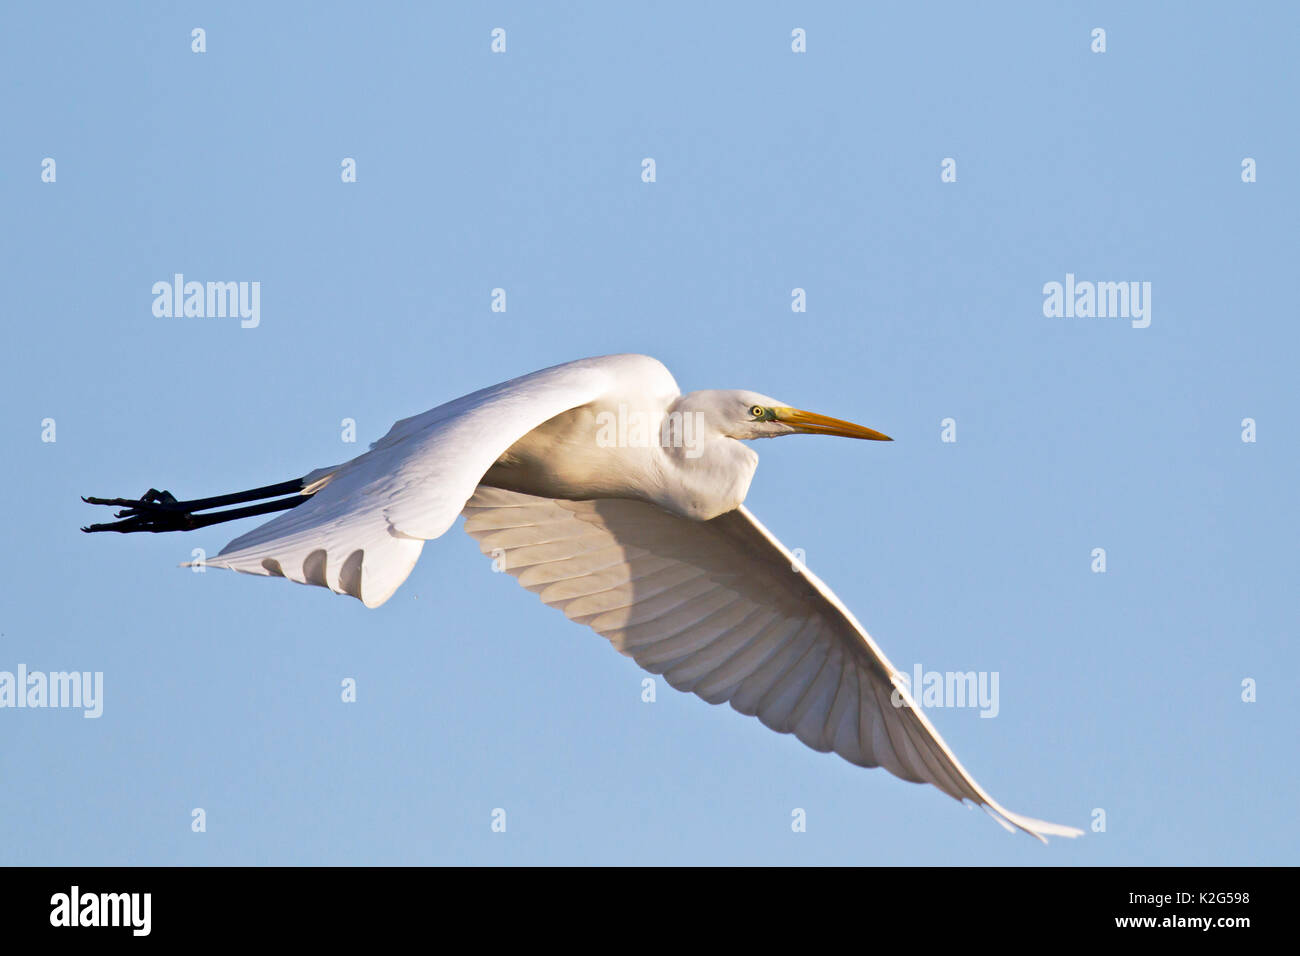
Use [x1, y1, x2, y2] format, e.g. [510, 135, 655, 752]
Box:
[189, 354, 674, 607]
[462, 486, 1081, 841]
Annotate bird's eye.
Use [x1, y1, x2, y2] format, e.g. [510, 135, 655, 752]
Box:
[750, 405, 766, 419]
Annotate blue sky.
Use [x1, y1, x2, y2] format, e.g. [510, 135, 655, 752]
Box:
[2, 2, 1296, 865]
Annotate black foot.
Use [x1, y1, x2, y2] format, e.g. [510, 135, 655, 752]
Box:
[81, 489, 199, 533]
[81, 479, 312, 534]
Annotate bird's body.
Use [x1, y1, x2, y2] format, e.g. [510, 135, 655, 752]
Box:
[84, 353, 1081, 842]
[482, 381, 761, 520]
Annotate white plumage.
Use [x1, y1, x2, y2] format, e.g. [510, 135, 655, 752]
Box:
[191, 355, 647, 606]
[171, 353, 1080, 840]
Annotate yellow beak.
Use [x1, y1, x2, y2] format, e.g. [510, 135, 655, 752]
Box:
[775, 408, 893, 441]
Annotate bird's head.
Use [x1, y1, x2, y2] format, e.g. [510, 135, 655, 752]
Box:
[682, 390, 893, 443]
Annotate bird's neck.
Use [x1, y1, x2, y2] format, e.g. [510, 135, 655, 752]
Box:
[654, 436, 758, 520]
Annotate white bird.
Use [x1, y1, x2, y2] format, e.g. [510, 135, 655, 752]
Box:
[83, 353, 1081, 841]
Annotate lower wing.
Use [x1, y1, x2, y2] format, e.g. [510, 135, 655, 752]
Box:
[462, 486, 1082, 842]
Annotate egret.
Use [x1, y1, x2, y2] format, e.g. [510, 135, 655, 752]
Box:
[83, 354, 1080, 841]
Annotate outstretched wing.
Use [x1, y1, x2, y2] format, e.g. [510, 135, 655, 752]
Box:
[193, 355, 677, 608]
[462, 487, 1081, 842]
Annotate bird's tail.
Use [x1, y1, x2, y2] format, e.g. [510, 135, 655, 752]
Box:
[85, 463, 424, 608]
[179, 465, 424, 608]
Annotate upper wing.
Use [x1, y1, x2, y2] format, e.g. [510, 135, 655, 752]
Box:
[194, 355, 676, 608]
[462, 486, 1082, 841]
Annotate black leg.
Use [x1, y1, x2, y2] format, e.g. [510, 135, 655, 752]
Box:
[81, 478, 313, 534]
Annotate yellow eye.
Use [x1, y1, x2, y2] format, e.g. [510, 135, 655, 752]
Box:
[750, 405, 766, 419]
